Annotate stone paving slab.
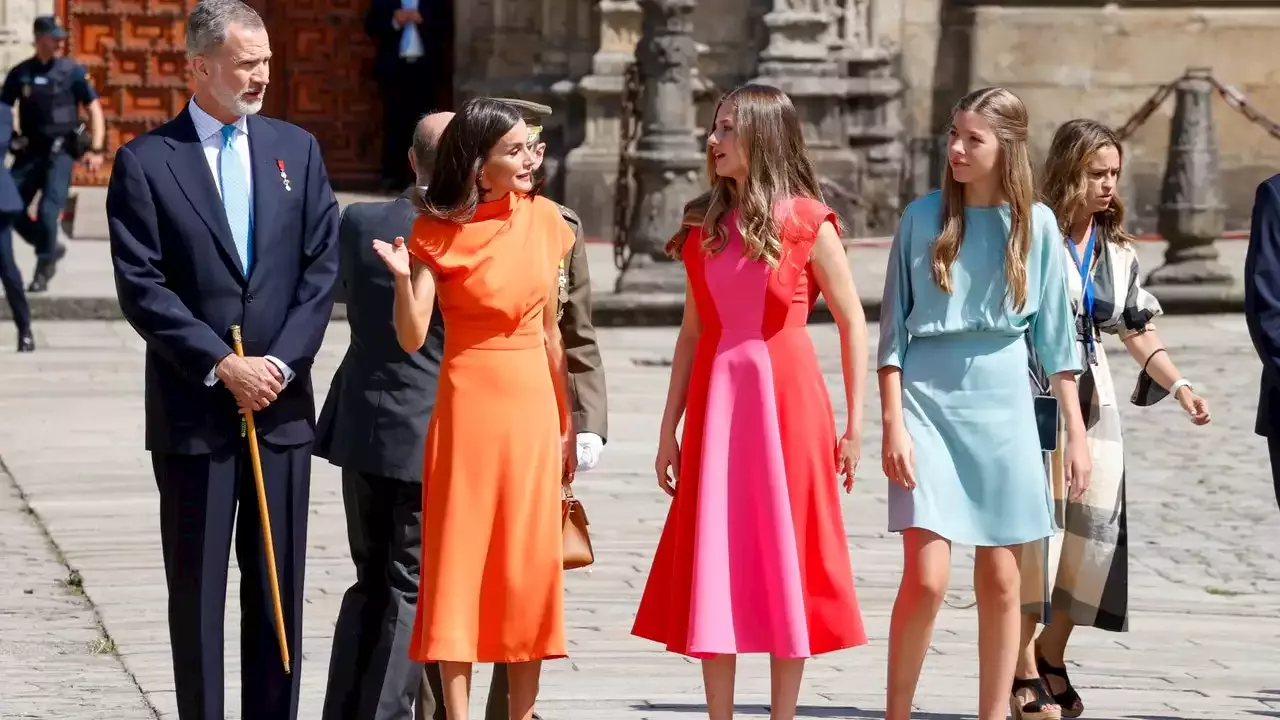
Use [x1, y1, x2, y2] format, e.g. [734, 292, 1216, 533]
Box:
[0, 460, 155, 718]
[0, 317, 1278, 718]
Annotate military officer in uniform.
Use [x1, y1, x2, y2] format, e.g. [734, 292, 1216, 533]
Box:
[501, 97, 609, 472]
[414, 98, 610, 720]
[0, 15, 106, 293]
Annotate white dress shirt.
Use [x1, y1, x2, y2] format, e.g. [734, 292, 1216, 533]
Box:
[391, 1, 424, 61]
[189, 97, 295, 389]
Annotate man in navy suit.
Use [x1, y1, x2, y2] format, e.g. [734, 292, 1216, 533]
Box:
[1245, 172, 1280, 509]
[106, 1, 338, 718]
[0, 102, 33, 352]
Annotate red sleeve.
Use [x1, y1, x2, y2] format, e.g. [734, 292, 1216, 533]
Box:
[793, 197, 840, 241]
[781, 197, 838, 261]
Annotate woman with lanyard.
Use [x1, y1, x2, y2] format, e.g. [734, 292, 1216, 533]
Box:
[1012, 118, 1212, 719]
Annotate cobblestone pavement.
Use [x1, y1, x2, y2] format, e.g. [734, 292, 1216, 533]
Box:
[0, 456, 154, 717]
[0, 317, 1278, 719]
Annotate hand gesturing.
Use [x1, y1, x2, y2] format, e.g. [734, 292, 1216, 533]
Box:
[372, 236, 411, 279]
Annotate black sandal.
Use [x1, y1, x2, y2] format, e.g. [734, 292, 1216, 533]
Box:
[1036, 653, 1084, 718]
[1010, 677, 1062, 720]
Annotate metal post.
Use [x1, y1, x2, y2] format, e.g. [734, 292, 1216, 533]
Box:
[1146, 67, 1233, 286]
[614, 0, 702, 294]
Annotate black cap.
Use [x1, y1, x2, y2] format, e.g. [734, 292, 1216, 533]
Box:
[33, 16, 67, 39]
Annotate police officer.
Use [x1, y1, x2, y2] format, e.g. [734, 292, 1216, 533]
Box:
[0, 15, 105, 293]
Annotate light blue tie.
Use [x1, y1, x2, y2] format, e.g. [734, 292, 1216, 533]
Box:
[219, 124, 253, 275]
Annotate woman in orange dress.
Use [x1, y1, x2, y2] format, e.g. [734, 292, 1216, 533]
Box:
[372, 98, 576, 720]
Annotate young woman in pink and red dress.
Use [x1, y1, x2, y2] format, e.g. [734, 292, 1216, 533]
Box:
[631, 83, 869, 719]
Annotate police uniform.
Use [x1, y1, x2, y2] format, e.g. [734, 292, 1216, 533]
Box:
[0, 16, 99, 291]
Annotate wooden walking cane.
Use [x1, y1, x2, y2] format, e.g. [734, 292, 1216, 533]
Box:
[229, 325, 291, 674]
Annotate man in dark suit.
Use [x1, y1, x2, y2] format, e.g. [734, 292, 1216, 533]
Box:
[106, 2, 338, 718]
[0, 102, 33, 352]
[365, 0, 449, 190]
[316, 110, 452, 720]
[1245, 172, 1280, 509]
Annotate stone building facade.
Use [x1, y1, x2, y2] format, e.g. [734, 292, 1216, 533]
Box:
[10, 0, 1280, 237]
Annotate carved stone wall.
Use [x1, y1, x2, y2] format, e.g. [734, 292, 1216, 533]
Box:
[886, 0, 1280, 232]
[554, 0, 904, 238]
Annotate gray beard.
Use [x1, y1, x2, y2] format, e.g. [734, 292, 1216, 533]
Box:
[214, 85, 264, 117]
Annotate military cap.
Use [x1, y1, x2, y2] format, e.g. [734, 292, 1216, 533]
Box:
[495, 98, 552, 135]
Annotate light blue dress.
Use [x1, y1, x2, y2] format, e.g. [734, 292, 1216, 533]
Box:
[877, 191, 1081, 547]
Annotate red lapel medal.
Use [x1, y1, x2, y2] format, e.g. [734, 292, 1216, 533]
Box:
[277, 159, 291, 192]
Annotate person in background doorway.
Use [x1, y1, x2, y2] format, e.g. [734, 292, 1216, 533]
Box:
[0, 15, 105, 293]
[366, 0, 448, 190]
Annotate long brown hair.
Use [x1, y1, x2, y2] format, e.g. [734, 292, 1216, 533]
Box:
[932, 87, 1035, 310]
[666, 84, 831, 264]
[1040, 118, 1134, 246]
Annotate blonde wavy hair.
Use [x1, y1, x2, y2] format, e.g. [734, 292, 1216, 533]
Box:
[1040, 118, 1134, 246]
[666, 83, 830, 264]
[933, 86, 1035, 310]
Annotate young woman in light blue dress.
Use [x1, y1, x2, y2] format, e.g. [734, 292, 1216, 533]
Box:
[877, 86, 1093, 720]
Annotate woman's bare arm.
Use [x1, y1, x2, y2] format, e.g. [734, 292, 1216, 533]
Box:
[811, 220, 868, 441]
[393, 258, 436, 353]
[659, 284, 702, 441]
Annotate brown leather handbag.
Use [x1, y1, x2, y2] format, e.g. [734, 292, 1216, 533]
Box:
[561, 484, 594, 570]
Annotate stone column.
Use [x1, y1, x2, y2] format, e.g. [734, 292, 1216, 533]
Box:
[828, 0, 904, 234]
[752, 0, 864, 233]
[614, 0, 703, 294]
[561, 0, 642, 238]
[1146, 67, 1233, 286]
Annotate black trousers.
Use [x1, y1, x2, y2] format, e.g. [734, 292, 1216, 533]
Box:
[322, 469, 426, 720]
[0, 213, 30, 331]
[379, 59, 438, 187]
[153, 441, 312, 720]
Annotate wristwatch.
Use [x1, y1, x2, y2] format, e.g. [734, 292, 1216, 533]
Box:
[1168, 378, 1193, 395]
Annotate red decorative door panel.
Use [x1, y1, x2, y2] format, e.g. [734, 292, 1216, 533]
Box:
[58, 0, 384, 189]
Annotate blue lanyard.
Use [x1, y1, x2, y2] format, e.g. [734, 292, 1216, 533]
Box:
[1066, 226, 1097, 358]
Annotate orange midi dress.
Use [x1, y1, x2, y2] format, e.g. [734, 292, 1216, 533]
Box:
[405, 191, 575, 663]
